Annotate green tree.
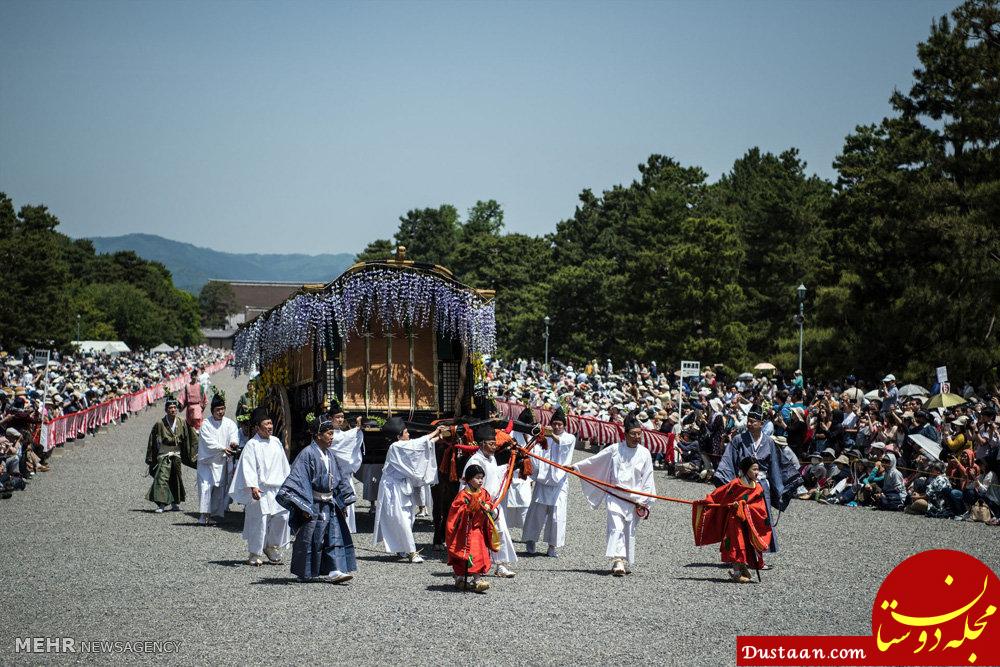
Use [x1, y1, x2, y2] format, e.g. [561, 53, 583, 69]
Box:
[198, 281, 238, 329]
[825, 0, 1000, 382]
[705, 148, 833, 359]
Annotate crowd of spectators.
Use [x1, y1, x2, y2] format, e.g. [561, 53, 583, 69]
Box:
[486, 357, 1000, 527]
[0, 345, 230, 499]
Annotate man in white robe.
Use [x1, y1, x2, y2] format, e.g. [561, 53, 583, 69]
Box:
[574, 413, 655, 576]
[327, 404, 365, 533]
[229, 407, 291, 566]
[372, 418, 446, 563]
[462, 423, 518, 578]
[505, 408, 537, 530]
[196, 392, 240, 525]
[522, 407, 576, 557]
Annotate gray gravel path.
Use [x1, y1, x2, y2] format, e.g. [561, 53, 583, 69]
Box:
[1, 370, 997, 665]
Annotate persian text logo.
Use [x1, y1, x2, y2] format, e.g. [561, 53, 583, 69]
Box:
[14, 638, 181, 654]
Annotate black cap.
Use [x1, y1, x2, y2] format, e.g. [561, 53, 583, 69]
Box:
[251, 406, 270, 427]
[474, 423, 496, 444]
[550, 406, 567, 424]
[381, 417, 406, 441]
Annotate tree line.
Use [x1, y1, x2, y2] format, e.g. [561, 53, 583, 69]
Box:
[358, 0, 1000, 385]
[0, 195, 201, 351]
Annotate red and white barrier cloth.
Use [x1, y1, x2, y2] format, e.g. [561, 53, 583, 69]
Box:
[39, 357, 232, 450]
[495, 399, 673, 455]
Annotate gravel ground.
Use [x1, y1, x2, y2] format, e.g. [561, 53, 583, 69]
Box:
[1, 370, 998, 666]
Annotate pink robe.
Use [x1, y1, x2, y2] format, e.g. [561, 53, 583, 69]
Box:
[182, 383, 206, 429]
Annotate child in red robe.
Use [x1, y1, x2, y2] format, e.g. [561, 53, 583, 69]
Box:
[446, 464, 498, 593]
[692, 456, 772, 583]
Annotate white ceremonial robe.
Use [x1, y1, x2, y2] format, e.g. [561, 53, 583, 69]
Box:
[372, 434, 438, 554]
[330, 426, 364, 533]
[574, 442, 655, 565]
[463, 450, 518, 566]
[522, 431, 576, 547]
[504, 432, 535, 529]
[196, 416, 239, 517]
[229, 434, 291, 554]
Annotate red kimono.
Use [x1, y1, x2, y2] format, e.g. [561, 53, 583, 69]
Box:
[445, 488, 497, 576]
[692, 477, 772, 569]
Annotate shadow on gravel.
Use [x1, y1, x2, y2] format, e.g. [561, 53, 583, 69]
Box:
[356, 553, 408, 563]
[425, 584, 468, 593]
[250, 577, 301, 586]
[208, 559, 249, 568]
[128, 508, 164, 514]
[683, 562, 729, 568]
[673, 575, 740, 584]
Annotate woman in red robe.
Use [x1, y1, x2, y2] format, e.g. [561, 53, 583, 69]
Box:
[692, 456, 772, 583]
[446, 464, 498, 593]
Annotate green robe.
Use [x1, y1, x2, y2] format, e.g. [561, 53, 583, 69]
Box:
[145, 416, 198, 505]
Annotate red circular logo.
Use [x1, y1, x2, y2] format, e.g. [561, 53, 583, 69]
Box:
[871, 549, 1000, 665]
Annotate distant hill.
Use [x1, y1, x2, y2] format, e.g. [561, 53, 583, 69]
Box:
[87, 233, 357, 293]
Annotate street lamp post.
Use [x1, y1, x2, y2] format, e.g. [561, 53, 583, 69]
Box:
[543, 315, 550, 372]
[76, 314, 81, 343]
[796, 284, 807, 375]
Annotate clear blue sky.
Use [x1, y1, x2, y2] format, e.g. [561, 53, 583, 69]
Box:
[0, 0, 957, 254]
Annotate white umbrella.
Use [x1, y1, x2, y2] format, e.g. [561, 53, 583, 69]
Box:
[864, 389, 881, 400]
[908, 433, 942, 461]
[841, 387, 864, 401]
[754, 362, 777, 371]
[899, 384, 929, 397]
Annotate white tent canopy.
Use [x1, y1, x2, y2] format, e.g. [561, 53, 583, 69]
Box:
[71, 340, 132, 356]
[150, 343, 176, 353]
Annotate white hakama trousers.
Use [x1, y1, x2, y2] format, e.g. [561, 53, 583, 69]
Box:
[196, 460, 231, 518]
[503, 479, 531, 530]
[372, 479, 418, 554]
[606, 510, 639, 565]
[493, 506, 518, 566]
[242, 500, 290, 555]
[522, 498, 567, 548]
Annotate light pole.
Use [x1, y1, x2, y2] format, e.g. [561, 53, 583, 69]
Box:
[543, 315, 550, 372]
[76, 314, 81, 343]
[796, 284, 807, 375]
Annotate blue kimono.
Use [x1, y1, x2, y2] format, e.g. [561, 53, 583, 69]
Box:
[277, 442, 357, 579]
[712, 430, 785, 553]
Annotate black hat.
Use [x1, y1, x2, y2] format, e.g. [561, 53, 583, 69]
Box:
[623, 411, 642, 432]
[550, 406, 567, 424]
[747, 407, 763, 421]
[517, 407, 535, 424]
[474, 422, 496, 444]
[739, 456, 757, 475]
[210, 392, 225, 409]
[381, 417, 406, 441]
[464, 464, 486, 482]
[164, 394, 179, 410]
[327, 396, 345, 417]
[251, 406, 270, 427]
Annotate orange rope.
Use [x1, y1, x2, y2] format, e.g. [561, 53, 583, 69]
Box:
[513, 444, 727, 508]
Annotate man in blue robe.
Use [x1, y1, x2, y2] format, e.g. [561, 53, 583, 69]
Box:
[712, 408, 785, 555]
[276, 415, 357, 583]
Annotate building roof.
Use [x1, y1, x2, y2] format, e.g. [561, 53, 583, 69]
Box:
[214, 280, 304, 321]
[201, 328, 236, 339]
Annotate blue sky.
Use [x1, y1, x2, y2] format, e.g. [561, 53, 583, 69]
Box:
[0, 0, 957, 254]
